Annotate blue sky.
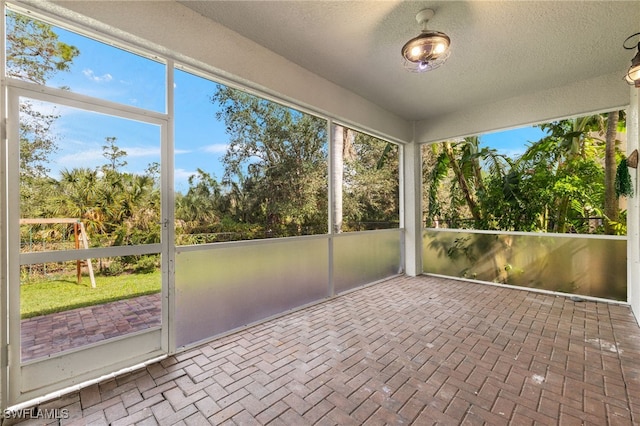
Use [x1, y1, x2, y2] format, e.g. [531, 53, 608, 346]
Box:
[22, 18, 548, 193]
[480, 126, 547, 157]
[39, 25, 230, 193]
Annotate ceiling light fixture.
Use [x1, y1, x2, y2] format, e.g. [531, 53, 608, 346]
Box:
[624, 32, 640, 88]
[401, 8, 450, 73]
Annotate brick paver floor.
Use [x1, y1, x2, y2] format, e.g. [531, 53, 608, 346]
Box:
[10, 275, 640, 425]
[21, 293, 161, 361]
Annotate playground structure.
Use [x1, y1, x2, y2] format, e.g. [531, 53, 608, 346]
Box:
[19, 218, 96, 288]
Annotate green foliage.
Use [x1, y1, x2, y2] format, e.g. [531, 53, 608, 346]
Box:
[615, 158, 634, 198]
[102, 136, 128, 172]
[133, 256, 159, 274]
[21, 138, 161, 248]
[102, 259, 124, 276]
[342, 133, 399, 230]
[11, 13, 163, 256]
[172, 94, 400, 239]
[7, 11, 80, 181]
[12, 11, 400, 247]
[607, 210, 628, 236]
[175, 168, 224, 232]
[6, 11, 79, 84]
[425, 150, 450, 223]
[424, 112, 627, 234]
[211, 85, 329, 236]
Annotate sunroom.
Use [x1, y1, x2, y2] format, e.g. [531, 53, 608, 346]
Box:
[1, 0, 640, 423]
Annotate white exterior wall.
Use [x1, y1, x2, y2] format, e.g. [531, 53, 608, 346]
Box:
[402, 141, 422, 276]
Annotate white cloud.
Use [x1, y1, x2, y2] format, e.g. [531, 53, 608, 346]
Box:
[122, 146, 161, 158]
[174, 168, 196, 181]
[202, 144, 228, 154]
[56, 149, 104, 169]
[82, 69, 113, 83]
[52, 145, 159, 171]
[174, 168, 196, 193]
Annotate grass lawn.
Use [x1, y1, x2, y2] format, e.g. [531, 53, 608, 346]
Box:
[21, 270, 161, 319]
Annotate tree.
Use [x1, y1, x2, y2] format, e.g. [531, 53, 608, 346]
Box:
[425, 138, 510, 229]
[224, 170, 259, 224]
[443, 139, 483, 225]
[53, 168, 106, 236]
[115, 173, 160, 245]
[522, 114, 616, 233]
[212, 85, 328, 237]
[50, 162, 160, 247]
[604, 111, 620, 234]
[423, 143, 450, 227]
[176, 169, 223, 230]
[424, 111, 626, 235]
[331, 125, 356, 233]
[6, 11, 79, 84]
[102, 137, 128, 172]
[6, 11, 80, 202]
[341, 132, 399, 231]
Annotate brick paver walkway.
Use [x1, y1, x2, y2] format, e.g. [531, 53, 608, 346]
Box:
[21, 293, 161, 361]
[11, 275, 640, 425]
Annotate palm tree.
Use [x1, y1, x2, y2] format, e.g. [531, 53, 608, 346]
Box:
[522, 112, 623, 233]
[443, 139, 483, 225]
[425, 137, 509, 229]
[53, 168, 106, 236]
[330, 125, 355, 233]
[604, 111, 621, 234]
[225, 171, 258, 224]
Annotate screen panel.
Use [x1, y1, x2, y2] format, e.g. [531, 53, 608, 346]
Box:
[175, 237, 330, 348]
[333, 230, 403, 294]
[423, 229, 627, 301]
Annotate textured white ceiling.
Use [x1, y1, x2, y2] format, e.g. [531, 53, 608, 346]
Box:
[178, 1, 639, 122]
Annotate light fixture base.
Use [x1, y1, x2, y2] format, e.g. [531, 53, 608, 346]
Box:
[416, 9, 435, 25]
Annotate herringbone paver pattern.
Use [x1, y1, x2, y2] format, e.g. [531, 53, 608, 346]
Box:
[21, 293, 161, 361]
[10, 275, 640, 425]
